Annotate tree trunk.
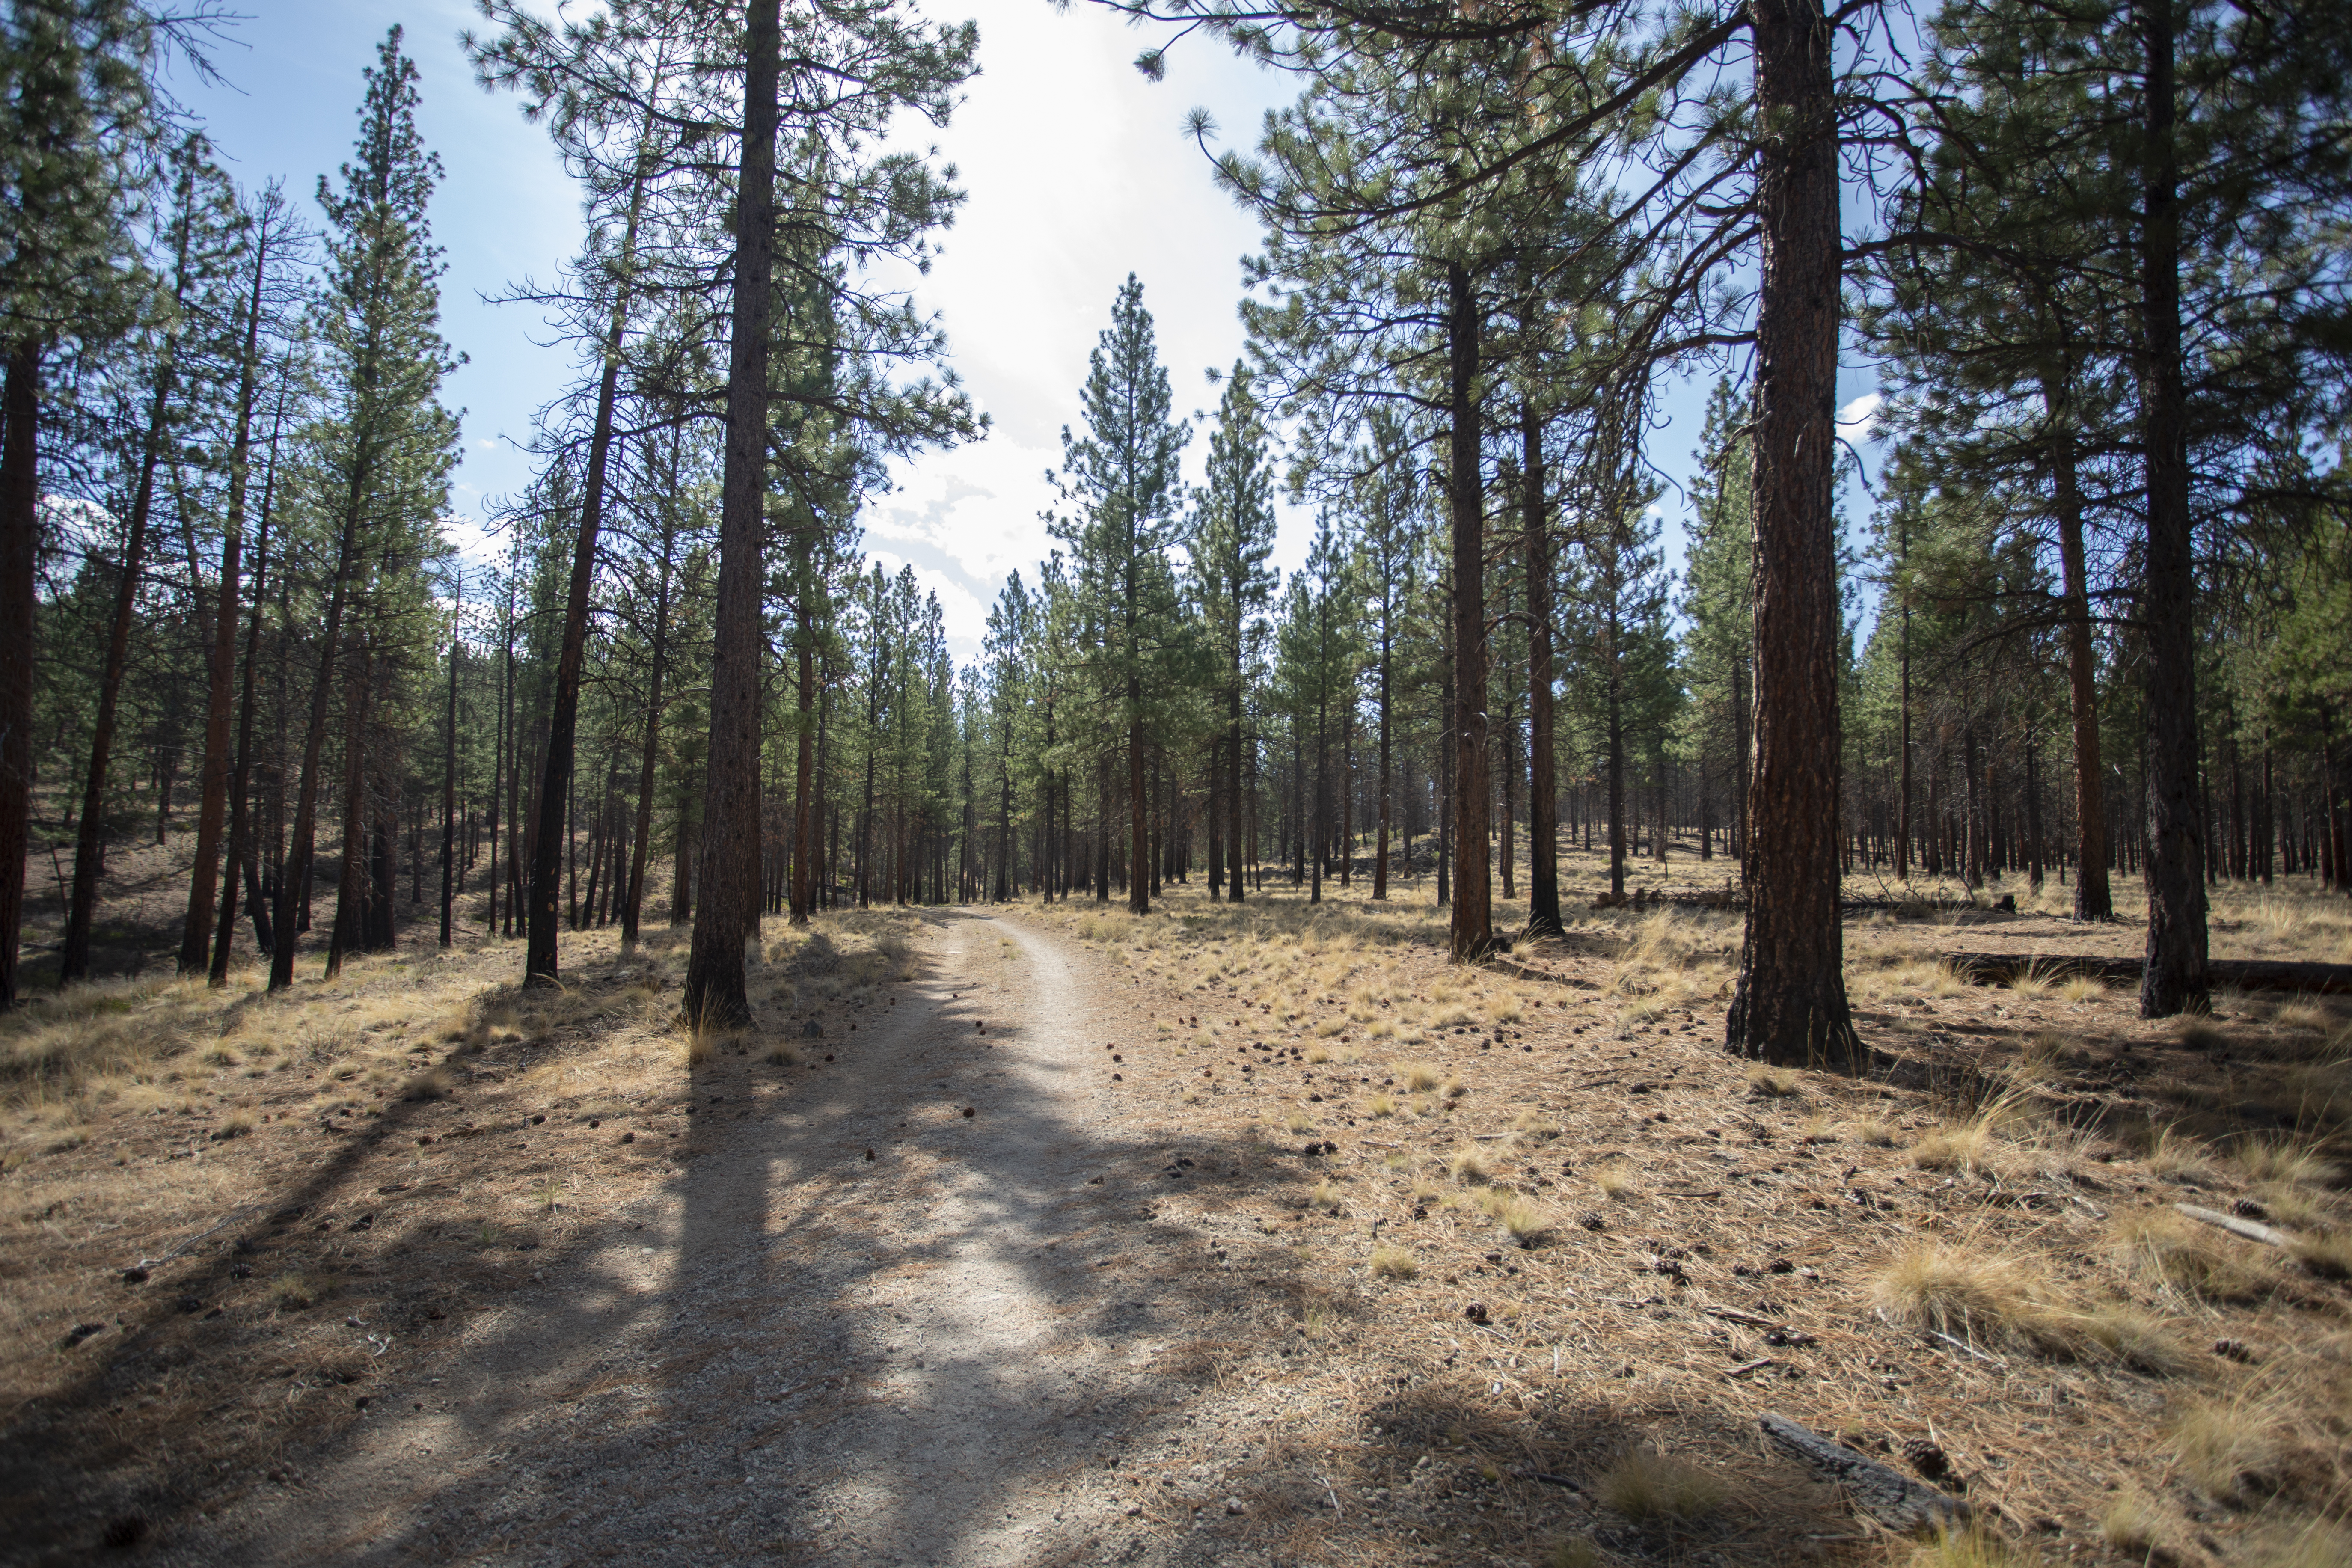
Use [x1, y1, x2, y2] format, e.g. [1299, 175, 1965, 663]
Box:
[2135, 0, 2209, 1014]
[326, 641, 371, 977]
[1446, 261, 1491, 959]
[212, 440, 278, 984]
[0, 342, 39, 1008]
[1726, 0, 1862, 1070]
[181, 223, 273, 975]
[61, 374, 173, 984]
[526, 153, 652, 984]
[1523, 402, 1561, 935]
[625, 489, 676, 943]
[439, 585, 460, 947]
[683, 0, 781, 1029]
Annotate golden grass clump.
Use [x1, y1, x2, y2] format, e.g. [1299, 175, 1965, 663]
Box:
[2111, 1209, 2274, 1303]
[2098, 1492, 2170, 1558]
[1310, 1178, 1342, 1212]
[1591, 1161, 1637, 1200]
[2248, 1519, 2352, 1568]
[1449, 1146, 1491, 1185]
[1401, 1061, 1441, 1092]
[1593, 1448, 1726, 1521]
[1474, 1186, 1550, 1246]
[1746, 1063, 1801, 1099]
[1369, 1245, 1417, 1280]
[2231, 1137, 2337, 1188]
[1908, 1117, 1996, 1173]
[1869, 1238, 2058, 1348]
[1904, 1522, 2037, 1568]
[2169, 1390, 2291, 1497]
[269, 1272, 319, 1311]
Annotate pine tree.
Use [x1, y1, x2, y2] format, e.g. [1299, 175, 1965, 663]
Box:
[273, 25, 461, 991]
[1051, 276, 1190, 915]
[1193, 361, 1277, 903]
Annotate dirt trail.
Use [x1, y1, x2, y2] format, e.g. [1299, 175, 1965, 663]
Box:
[199, 910, 1191, 1568]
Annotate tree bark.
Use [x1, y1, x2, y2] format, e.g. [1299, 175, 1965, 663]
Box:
[61, 371, 173, 984]
[1446, 261, 1491, 960]
[627, 493, 676, 943]
[439, 585, 460, 947]
[325, 641, 371, 977]
[180, 218, 273, 975]
[212, 439, 277, 984]
[683, 0, 782, 1028]
[2135, 0, 2209, 1014]
[526, 144, 653, 985]
[0, 341, 39, 1008]
[1523, 401, 1562, 935]
[1726, 0, 1862, 1070]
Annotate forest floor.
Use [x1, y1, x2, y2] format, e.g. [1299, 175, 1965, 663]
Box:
[3, 840, 2351, 1568]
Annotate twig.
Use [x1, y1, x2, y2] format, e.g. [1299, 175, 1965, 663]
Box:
[1924, 1328, 2007, 1368]
[1725, 1357, 1778, 1378]
[1317, 1474, 1342, 1519]
[134, 1204, 264, 1270]
[2175, 1203, 2292, 1249]
[1705, 1306, 1780, 1329]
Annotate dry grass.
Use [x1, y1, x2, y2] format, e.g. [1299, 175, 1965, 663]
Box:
[1908, 1117, 1996, 1173]
[1368, 1245, 1417, 1280]
[1868, 1238, 2043, 1346]
[1592, 1448, 1726, 1521]
[1745, 1063, 1801, 1099]
[1905, 1522, 2038, 1568]
[2111, 1209, 2275, 1303]
[2170, 1388, 2294, 1496]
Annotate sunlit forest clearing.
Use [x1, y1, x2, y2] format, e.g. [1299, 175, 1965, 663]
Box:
[6, 0, 2352, 1564]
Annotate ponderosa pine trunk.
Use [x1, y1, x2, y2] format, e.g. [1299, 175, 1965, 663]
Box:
[2043, 377, 2111, 921]
[61, 371, 173, 985]
[0, 341, 39, 1009]
[439, 588, 460, 947]
[180, 217, 273, 975]
[324, 641, 370, 978]
[1522, 400, 1562, 936]
[1228, 656, 1246, 904]
[212, 442, 277, 984]
[526, 134, 653, 985]
[1445, 261, 1490, 960]
[2135, 0, 2209, 1015]
[626, 496, 675, 942]
[682, 0, 781, 1028]
[1725, 0, 1863, 1071]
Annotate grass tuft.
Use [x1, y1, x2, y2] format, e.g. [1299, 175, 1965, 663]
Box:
[1594, 1449, 1725, 1521]
[1745, 1063, 1801, 1099]
[1369, 1244, 1417, 1280]
[2111, 1209, 2273, 1303]
[2170, 1390, 2290, 1496]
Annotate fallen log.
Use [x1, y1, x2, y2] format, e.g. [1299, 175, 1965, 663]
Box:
[1944, 952, 2352, 995]
[1759, 1413, 1970, 1530]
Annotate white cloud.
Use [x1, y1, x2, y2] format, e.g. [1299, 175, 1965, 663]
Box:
[873, 0, 1301, 658]
[1837, 392, 1885, 442]
[865, 548, 993, 648]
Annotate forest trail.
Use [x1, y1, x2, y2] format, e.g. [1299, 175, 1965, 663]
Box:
[204, 911, 1187, 1568]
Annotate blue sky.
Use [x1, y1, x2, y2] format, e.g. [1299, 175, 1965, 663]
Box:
[169, 0, 1884, 659]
